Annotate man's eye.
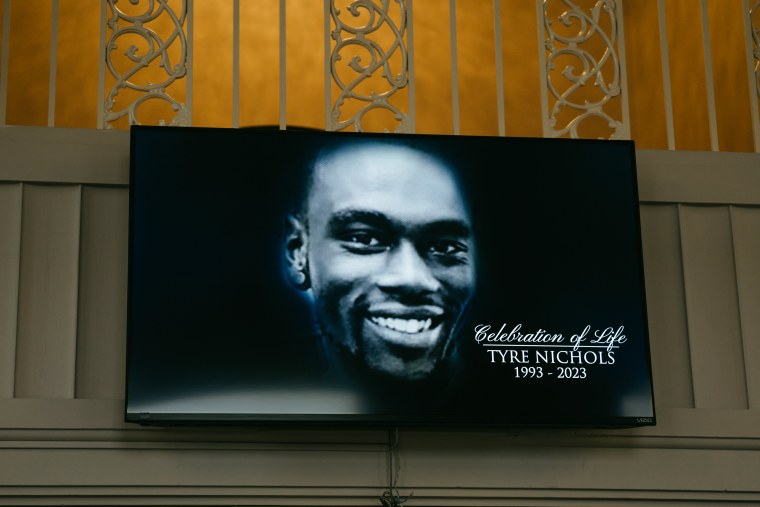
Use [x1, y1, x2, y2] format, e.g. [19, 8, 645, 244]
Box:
[341, 231, 388, 252]
[427, 239, 469, 261]
[349, 232, 379, 246]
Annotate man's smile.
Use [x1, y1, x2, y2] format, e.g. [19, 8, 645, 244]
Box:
[362, 307, 445, 349]
[369, 316, 434, 334]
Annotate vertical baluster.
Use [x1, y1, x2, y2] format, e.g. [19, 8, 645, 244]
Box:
[0, 0, 11, 126]
[323, 0, 330, 130]
[186, 0, 193, 124]
[616, 0, 631, 141]
[744, 0, 760, 152]
[493, 0, 505, 136]
[699, 0, 719, 151]
[280, 0, 286, 130]
[48, 0, 59, 127]
[407, 0, 416, 133]
[232, 0, 240, 128]
[536, 0, 550, 137]
[449, 0, 460, 134]
[98, 0, 106, 129]
[657, 0, 676, 150]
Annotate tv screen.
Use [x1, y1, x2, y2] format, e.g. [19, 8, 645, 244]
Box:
[126, 126, 655, 427]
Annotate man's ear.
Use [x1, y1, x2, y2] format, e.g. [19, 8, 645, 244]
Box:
[284, 215, 310, 290]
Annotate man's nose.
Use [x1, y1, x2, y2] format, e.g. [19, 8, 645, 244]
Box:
[376, 241, 441, 294]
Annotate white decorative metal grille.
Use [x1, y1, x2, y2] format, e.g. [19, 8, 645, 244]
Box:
[104, 0, 189, 128]
[541, 0, 628, 139]
[328, 0, 411, 133]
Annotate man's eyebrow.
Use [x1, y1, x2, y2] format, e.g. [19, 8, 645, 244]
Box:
[422, 220, 472, 238]
[327, 209, 472, 237]
[327, 209, 394, 230]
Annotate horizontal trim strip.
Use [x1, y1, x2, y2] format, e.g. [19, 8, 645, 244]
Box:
[636, 149, 760, 205]
[0, 399, 758, 440]
[0, 126, 129, 185]
[1, 127, 760, 205]
[0, 486, 758, 503]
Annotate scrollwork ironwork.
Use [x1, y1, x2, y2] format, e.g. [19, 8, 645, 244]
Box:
[543, 0, 626, 139]
[105, 0, 188, 128]
[329, 0, 411, 133]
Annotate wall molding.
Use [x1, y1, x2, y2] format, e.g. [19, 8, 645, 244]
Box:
[2, 126, 759, 205]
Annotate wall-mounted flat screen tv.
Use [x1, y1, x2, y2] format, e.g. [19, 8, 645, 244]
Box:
[126, 126, 655, 427]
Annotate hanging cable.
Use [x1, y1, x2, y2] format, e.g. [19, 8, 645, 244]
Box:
[379, 427, 412, 506]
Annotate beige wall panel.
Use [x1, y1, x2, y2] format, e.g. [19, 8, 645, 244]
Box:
[0, 126, 129, 185]
[14, 184, 81, 399]
[0, 399, 129, 429]
[639, 204, 693, 408]
[635, 150, 760, 205]
[0, 488, 387, 506]
[0, 488, 756, 506]
[679, 205, 747, 409]
[731, 206, 760, 409]
[1, 445, 759, 498]
[400, 433, 760, 494]
[1, 126, 760, 505]
[75, 186, 129, 400]
[1, 126, 759, 205]
[0, 183, 22, 398]
[0, 447, 386, 489]
[0, 409, 758, 503]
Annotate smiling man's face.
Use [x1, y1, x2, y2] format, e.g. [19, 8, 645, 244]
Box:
[288, 143, 476, 380]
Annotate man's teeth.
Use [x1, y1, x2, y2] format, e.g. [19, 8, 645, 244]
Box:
[370, 316, 433, 334]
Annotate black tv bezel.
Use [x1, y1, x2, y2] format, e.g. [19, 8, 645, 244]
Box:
[125, 125, 656, 429]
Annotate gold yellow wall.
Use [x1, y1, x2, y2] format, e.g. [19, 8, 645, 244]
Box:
[0, 0, 758, 151]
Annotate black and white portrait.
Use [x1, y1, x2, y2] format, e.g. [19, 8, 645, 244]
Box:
[282, 141, 476, 387]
